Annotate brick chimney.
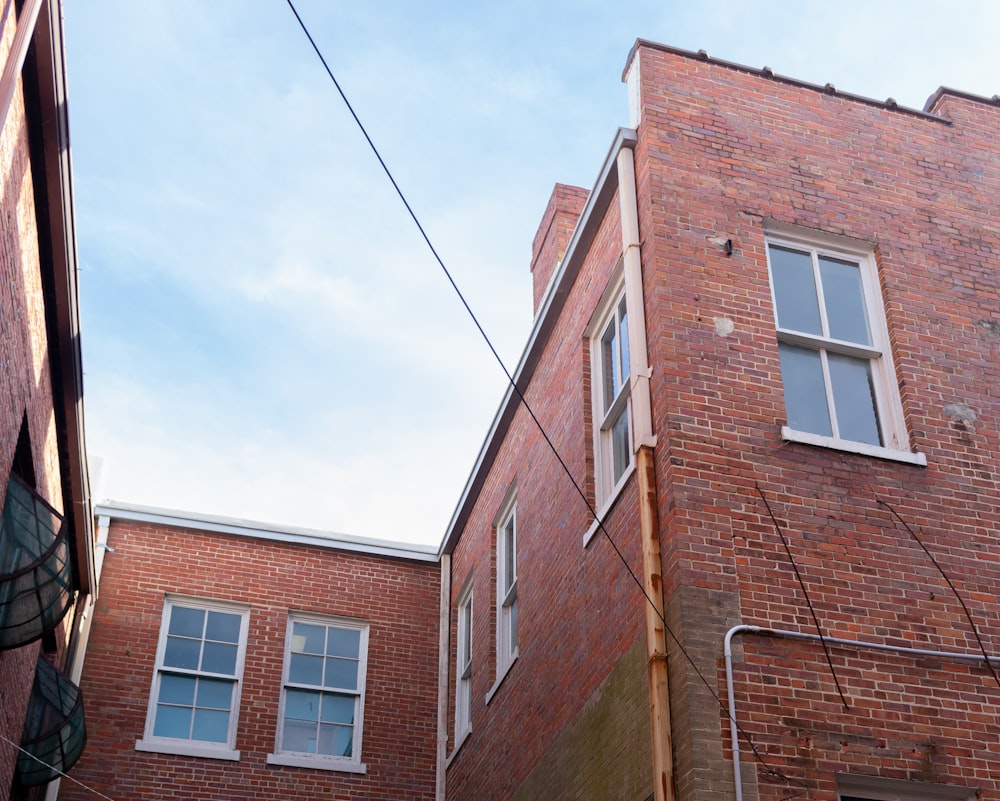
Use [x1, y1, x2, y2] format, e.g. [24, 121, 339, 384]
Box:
[530, 184, 589, 314]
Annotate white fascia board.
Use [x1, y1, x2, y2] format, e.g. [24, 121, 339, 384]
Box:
[439, 128, 638, 556]
[94, 501, 438, 563]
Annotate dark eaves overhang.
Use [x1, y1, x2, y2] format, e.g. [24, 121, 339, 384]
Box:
[22, 0, 95, 595]
[439, 127, 638, 557]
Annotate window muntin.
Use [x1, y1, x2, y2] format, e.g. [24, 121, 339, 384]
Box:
[592, 287, 633, 502]
[277, 616, 368, 764]
[496, 498, 517, 674]
[455, 588, 473, 740]
[766, 234, 904, 451]
[145, 599, 248, 749]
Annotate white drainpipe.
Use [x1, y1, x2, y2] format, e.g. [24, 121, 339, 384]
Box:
[0, 0, 42, 131]
[724, 624, 1000, 801]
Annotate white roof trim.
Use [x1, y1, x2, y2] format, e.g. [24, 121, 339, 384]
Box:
[94, 501, 438, 563]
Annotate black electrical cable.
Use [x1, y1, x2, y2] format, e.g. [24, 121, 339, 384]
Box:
[877, 496, 1000, 690]
[282, 1, 809, 790]
[756, 483, 850, 711]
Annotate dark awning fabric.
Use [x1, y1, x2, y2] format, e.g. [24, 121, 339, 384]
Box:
[0, 475, 74, 650]
[16, 656, 87, 786]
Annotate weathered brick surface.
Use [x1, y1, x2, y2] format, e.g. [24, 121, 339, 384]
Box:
[446, 41, 1000, 801]
[59, 520, 440, 801]
[0, 7, 71, 796]
[531, 184, 590, 314]
[631, 44, 1000, 801]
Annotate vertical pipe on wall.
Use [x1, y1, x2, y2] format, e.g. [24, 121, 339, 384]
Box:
[435, 554, 451, 801]
[617, 145, 673, 801]
[0, 0, 42, 131]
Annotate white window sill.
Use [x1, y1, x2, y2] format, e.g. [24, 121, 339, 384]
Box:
[781, 426, 927, 466]
[135, 739, 240, 761]
[583, 462, 636, 547]
[266, 753, 367, 774]
[485, 650, 518, 705]
[446, 729, 471, 767]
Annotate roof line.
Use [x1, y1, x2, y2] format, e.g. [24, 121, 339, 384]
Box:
[624, 39, 953, 124]
[95, 501, 439, 563]
[439, 127, 638, 556]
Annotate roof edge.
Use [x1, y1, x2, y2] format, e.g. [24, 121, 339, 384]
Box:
[439, 128, 638, 556]
[95, 501, 439, 563]
[624, 39, 951, 124]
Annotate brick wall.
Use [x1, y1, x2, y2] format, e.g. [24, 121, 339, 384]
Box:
[59, 519, 440, 801]
[630, 43, 1000, 801]
[0, 7, 69, 795]
[445, 181, 654, 801]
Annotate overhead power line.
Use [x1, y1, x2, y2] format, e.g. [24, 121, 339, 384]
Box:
[281, 1, 806, 790]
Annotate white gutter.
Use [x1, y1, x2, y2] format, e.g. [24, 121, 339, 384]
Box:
[0, 0, 41, 130]
[724, 624, 1000, 801]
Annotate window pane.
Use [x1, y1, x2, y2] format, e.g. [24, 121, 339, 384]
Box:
[292, 623, 326, 655]
[320, 693, 355, 725]
[285, 689, 321, 721]
[770, 246, 822, 335]
[460, 602, 471, 668]
[283, 719, 317, 753]
[618, 298, 630, 384]
[158, 674, 195, 706]
[326, 627, 360, 659]
[828, 353, 882, 446]
[318, 723, 353, 757]
[324, 657, 359, 690]
[168, 607, 205, 638]
[290, 653, 324, 685]
[205, 611, 241, 644]
[820, 256, 871, 345]
[201, 642, 238, 676]
[196, 678, 234, 710]
[503, 518, 515, 590]
[153, 705, 192, 739]
[601, 319, 619, 411]
[192, 709, 229, 743]
[778, 344, 832, 436]
[611, 408, 631, 482]
[163, 636, 201, 670]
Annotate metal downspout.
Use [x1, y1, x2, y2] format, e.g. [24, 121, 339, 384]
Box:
[724, 624, 1000, 801]
[436, 554, 452, 801]
[617, 143, 672, 801]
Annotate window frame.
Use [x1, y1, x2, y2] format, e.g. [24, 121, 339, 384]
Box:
[135, 596, 249, 761]
[588, 276, 635, 507]
[266, 613, 369, 774]
[494, 490, 518, 682]
[837, 774, 975, 801]
[764, 228, 924, 465]
[454, 583, 473, 745]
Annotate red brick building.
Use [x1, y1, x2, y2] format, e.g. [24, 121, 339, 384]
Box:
[59, 503, 439, 801]
[1, 1, 95, 798]
[440, 41, 1000, 801]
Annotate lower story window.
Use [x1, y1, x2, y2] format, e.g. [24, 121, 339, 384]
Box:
[276, 615, 369, 766]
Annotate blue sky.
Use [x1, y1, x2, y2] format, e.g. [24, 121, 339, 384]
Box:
[63, 1, 1000, 545]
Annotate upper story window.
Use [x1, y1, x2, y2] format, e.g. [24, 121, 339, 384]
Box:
[495, 494, 517, 676]
[137, 597, 249, 760]
[454, 586, 473, 743]
[765, 230, 923, 465]
[268, 615, 369, 773]
[590, 284, 633, 503]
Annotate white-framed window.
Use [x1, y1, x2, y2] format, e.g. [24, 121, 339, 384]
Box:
[590, 283, 633, 503]
[267, 614, 369, 773]
[495, 494, 517, 676]
[454, 585, 473, 743]
[765, 229, 922, 464]
[136, 597, 249, 760]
